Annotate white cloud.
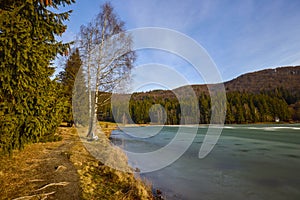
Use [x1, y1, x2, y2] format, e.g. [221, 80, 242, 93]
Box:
[67, 0, 300, 84]
[113, 0, 214, 32]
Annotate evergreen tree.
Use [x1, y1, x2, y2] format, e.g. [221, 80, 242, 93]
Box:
[292, 101, 300, 121]
[0, 0, 74, 154]
[58, 48, 82, 126]
[72, 66, 89, 126]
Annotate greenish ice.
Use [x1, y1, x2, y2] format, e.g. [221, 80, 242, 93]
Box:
[111, 124, 300, 200]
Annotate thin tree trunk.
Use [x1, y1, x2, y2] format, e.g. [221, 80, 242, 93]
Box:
[87, 16, 107, 139]
[87, 67, 93, 138]
[87, 40, 94, 138]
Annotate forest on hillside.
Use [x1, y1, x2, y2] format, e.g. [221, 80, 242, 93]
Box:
[96, 66, 300, 125]
[97, 87, 300, 125]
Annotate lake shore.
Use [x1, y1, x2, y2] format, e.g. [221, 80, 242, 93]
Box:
[0, 124, 155, 199]
[115, 121, 300, 128]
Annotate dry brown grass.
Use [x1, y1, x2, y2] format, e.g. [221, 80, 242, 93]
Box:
[98, 121, 118, 138]
[73, 123, 154, 199]
[0, 127, 80, 199]
[0, 124, 154, 200]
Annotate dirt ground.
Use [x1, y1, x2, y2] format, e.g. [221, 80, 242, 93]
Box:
[0, 127, 81, 199]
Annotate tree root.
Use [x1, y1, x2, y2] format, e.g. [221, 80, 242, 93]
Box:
[12, 191, 56, 200]
[28, 179, 45, 182]
[54, 165, 67, 172]
[35, 182, 69, 192]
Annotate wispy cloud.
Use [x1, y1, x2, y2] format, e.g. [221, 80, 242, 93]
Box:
[113, 0, 214, 32]
[62, 0, 300, 86]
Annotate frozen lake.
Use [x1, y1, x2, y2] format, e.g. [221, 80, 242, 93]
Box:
[111, 124, 300, 200]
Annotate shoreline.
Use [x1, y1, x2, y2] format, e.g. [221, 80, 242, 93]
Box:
[98, 121, 164, 199]
[114, 122, 300, 128]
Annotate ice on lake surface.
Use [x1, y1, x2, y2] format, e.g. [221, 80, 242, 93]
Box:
[111, 124, 300, 200]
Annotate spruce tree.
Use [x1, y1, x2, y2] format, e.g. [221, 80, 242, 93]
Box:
[0, 0, 75, 154]
[58, 48, 82, 126]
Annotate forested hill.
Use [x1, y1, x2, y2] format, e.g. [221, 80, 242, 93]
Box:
[100, 66, 300, 124]
[187, 65, 300, 96]
[131, 65, 300, 100]
[224, 66, 300, 94]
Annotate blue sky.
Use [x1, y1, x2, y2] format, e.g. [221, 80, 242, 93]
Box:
[57, 0, 300, 89]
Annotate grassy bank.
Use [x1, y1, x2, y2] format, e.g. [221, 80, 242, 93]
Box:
[73, 122, 154, 199]
[0, 124, 155, 199]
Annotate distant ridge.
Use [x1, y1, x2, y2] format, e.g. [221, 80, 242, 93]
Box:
[182, 65, 300, 96]
[133, 66, 300, 99]
[223, 66, 300, 94]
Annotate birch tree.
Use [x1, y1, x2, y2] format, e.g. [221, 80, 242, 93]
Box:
[78, 2, 135, 138]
